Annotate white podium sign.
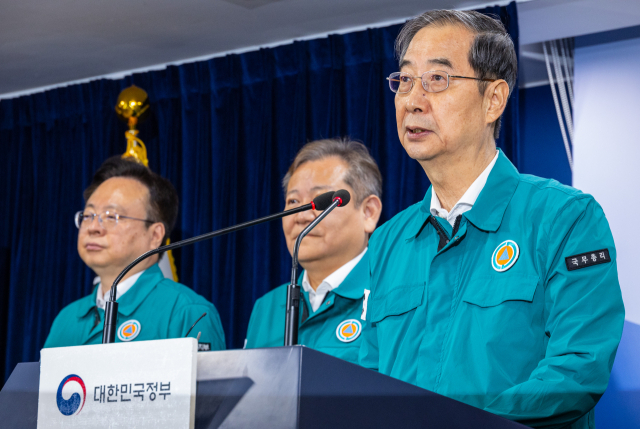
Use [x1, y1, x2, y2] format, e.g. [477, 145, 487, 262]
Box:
[37, 338, 197, 428]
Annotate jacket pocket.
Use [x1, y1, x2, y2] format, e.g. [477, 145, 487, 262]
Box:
[370, 283, 425, 323]
[462, 274, 539, 308]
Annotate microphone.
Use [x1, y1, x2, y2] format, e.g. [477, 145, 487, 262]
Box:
[102, 190, 335, 344]
[284, 190, 351, 346]
[185, 313, 207, 337]
[331, 189, 350, 207]
[310, 191, 334, 211]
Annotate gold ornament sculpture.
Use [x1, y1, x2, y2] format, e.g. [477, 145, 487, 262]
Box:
[114, 85, 179, 282]
[115, 85, 150, 167]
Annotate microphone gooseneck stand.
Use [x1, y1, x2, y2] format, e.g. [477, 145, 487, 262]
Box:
[102, 191, 335, 344]
[284, 190, 350, 346]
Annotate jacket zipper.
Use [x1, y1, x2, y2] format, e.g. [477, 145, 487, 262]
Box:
[429, 216, 450, 251]
[429, 215, 462, 251]
[452, 215, 462, 237]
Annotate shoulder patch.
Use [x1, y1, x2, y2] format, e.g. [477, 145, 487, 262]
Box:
[565, 249, 611, 271]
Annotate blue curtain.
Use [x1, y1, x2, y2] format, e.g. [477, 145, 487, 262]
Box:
[0, 3, 518, 384]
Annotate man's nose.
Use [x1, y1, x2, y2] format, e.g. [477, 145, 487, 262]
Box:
[295, 203, 317, 223]
[405, 81, 430, 113]
[86, 216, 105, 234]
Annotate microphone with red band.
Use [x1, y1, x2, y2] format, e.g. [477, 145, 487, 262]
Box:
[310, 191, 334, 211]
[102, 190, 336, 344]
[284, 189, 351, 346]
[332, 189, 351, 207]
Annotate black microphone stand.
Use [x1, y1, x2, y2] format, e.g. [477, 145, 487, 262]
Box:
[102, 193, 334, 344]
[283, 198, 342, 347]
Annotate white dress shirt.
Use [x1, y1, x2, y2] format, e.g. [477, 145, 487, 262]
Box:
[95, 270, 145, 309]
[302, 247, 368, 312]
[430, 151, 499, 226]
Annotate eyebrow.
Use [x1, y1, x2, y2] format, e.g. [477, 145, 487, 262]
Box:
[84, 203, 123, 211]
[400, 57, 454, 70]
[285, 185, 333, 197]
[399, 59, 412, 69]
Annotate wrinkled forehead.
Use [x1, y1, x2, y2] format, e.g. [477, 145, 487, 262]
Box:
[401, 24, 475, 73]
[286, 157, 349, 196]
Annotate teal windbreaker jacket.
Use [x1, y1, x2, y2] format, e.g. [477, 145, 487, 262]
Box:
[246, 253, 368, 364]
[44, 264, 226, 351]
[359, 151, 624, 429]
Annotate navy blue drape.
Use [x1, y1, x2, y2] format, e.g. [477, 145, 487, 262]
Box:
[0, 3, 518, 384]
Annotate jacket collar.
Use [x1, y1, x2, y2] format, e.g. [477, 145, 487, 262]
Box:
[402, 194, 432, 241]
[331, 251, 369, 300]
[463, 150, 520, 232]
[75, 264, 164, 318]
[76, 286, 100, 318]
[116, 264, 163, 316]
[406, 149, 520, 239]
[298, 251, 370, 302]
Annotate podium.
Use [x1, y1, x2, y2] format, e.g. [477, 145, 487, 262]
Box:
[1, 345, 527, 428]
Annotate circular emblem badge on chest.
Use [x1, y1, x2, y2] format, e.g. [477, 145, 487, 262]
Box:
[492, 240, 520, 272]
[336, 319, 362, 343]
[117, 320, 141, 342]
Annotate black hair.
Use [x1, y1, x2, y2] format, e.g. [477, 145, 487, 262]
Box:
[83, 156, 179, 246]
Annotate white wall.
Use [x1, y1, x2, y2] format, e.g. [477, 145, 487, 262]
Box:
[573, 36, 640, 324]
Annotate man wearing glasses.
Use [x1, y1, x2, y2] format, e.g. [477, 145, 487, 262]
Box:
[44, 157, 225, 350]
[359, 10, 624, 428]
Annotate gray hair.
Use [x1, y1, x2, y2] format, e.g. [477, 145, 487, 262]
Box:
[395, 10, 517, 139]
[282, 138, 382, 207]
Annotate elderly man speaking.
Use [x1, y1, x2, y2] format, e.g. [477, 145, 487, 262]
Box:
[359, 10, 624, 429]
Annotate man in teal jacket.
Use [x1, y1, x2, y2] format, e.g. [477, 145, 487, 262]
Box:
[44, 157, 225, 350]
[359, 10, 624, 429]
[44, 263, 225, 349]
[246, 138, 382, 364]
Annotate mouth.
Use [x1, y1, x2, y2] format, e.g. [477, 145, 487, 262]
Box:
[405, 125, 432, 138]
[291, 231, 322, 242]
[85, 242, 105, 251]
[295, 232, 321, 239]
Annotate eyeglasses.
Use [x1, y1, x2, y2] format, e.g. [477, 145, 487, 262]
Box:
[74, 211, 154, 230]
[387, 70, 496, 94]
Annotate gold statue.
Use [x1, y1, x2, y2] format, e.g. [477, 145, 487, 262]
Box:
[113, 85, 179, 281]
[115, 85, 150, 167]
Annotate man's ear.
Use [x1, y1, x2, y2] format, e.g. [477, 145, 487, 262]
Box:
[149, 222, 166, 250]
[484, 79, 509, 126]
[361, 195, 383, 235]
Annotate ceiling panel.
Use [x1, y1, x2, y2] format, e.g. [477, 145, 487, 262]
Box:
[1, 0, 639, 97]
